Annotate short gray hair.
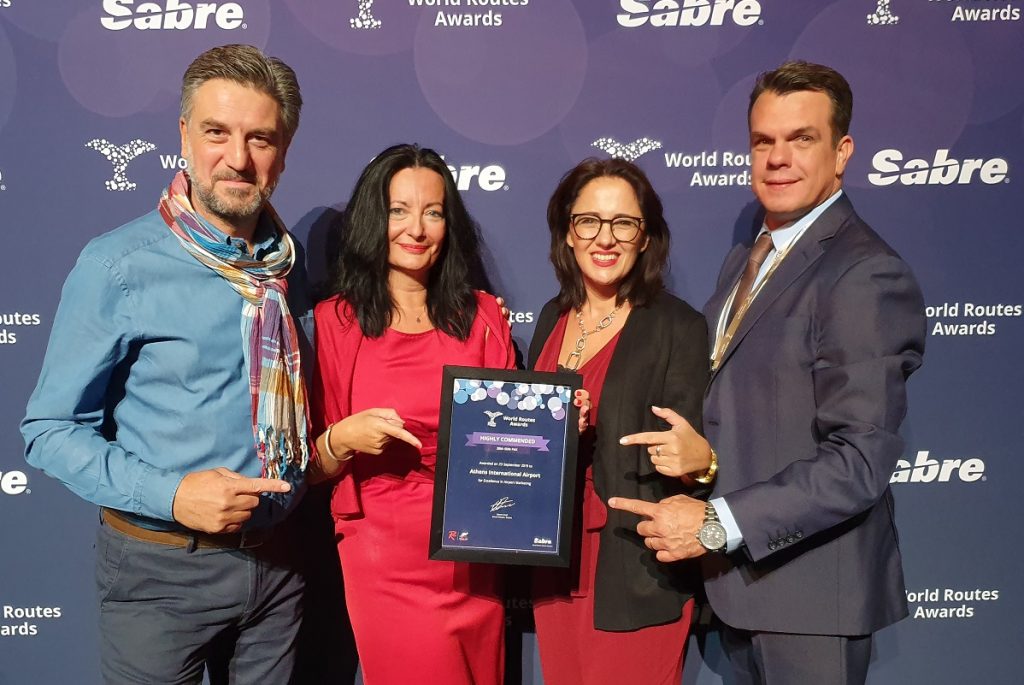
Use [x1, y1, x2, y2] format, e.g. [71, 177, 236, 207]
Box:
[180, 44, 302, 141]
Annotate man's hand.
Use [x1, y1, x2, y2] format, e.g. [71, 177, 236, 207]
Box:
[607, 493, 707, 561]
[619, 406, 712, 478]
[172, 467, 291, 534]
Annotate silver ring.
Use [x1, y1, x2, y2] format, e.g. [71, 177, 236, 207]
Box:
[656, 445, 662, 457]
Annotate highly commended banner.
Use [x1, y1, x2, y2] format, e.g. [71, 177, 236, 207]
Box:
[430, 367, 581, 567]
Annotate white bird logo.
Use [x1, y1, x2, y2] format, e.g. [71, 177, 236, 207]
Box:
[85, 138, 157, 192]
[591, 137, 663, 163]
[867, 0, 899, 25]
[484, 411, 503, 427]
[350, 0, 382, 29]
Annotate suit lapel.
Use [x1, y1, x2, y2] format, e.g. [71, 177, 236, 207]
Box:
[710, 196, 854, 378]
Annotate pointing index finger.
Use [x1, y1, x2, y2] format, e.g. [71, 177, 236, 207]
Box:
[651, 405, 690, 429]
[607, 496, 658, 519]
[235, 477, 292, 495]
[619, 431, 667, 447]
[379, 420, 424, 450]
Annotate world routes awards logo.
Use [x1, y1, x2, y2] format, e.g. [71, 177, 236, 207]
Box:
[867, 0, 899, 25]
[86, 138, 156, 191]
[867, 0, 1021, 24]
[350, 0, 531, 30]
[591, 137, 663, 163]
[351, 0, 381, 29]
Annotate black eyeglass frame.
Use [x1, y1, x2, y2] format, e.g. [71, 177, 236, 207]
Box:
[569, 213, 645, 243]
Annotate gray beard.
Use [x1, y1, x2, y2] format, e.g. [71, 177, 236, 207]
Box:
[189, 173, 274, 224]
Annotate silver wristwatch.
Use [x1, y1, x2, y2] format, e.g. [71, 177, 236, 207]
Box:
[696, 502, 727, 553]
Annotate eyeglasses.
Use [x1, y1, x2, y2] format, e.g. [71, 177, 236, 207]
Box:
[570, 213, 644, 242]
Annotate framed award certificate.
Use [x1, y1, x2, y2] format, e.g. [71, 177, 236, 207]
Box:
[429, 366, 582, 567]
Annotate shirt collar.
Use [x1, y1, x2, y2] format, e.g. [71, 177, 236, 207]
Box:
[198, 210, 280, 259]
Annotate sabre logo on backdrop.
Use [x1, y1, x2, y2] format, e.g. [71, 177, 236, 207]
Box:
[100, 0, 246, 31]
[866, 0, 899, 26]
[868, 149, 1010, 186]
[616, 0, 763, 28]
[591, 137, 663, 163]
[890, 451, 986, 484]
[0, 168, 6, 191]
[350, 0, 382, 29]
[0, 470, 30, 496]
[443, 158, 508, 191]
[0, 1, 12, 9]
[87, 138, 157, 191]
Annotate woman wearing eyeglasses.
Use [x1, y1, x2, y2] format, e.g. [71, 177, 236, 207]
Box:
[529, 158, 713, 684]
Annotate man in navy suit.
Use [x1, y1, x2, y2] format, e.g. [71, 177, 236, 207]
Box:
[611, 61, 926, 683]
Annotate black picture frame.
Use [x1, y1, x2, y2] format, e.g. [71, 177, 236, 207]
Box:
[429, 365, 581, 567]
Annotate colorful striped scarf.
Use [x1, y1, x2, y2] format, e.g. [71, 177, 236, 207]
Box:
[158, 171, 309, 483]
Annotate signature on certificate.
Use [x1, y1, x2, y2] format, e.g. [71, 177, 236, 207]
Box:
[490, 496, 516, 513]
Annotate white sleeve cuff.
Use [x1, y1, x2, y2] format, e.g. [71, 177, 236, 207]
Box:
[711, 497, 744, 553]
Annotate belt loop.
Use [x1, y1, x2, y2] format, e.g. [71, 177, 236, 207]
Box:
[186, 534, 198, 554]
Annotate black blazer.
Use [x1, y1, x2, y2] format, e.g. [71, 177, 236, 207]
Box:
[529, 290, 709, 631]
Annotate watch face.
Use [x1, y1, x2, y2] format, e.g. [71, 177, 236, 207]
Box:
[698, 522, 727, 551]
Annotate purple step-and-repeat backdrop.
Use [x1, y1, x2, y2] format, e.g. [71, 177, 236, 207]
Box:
[2, 1, 1022, 683]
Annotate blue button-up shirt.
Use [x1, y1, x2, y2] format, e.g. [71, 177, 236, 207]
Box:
[21, 208, 311, 528]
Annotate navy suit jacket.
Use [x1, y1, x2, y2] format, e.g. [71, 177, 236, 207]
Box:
[701, 194, 926, 636]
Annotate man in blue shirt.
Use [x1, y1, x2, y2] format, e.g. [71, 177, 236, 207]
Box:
[22, 44, 312, 684]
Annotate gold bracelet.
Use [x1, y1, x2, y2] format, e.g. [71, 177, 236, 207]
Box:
[322, 423, 353, 463]
[693, 447, 718, 485]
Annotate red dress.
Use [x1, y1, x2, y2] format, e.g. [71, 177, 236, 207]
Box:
[312, 293, 515, 685]
[532, 312, 694, 685]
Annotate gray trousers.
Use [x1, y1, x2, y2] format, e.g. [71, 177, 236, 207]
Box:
[95, 516, 304, 685]
[720, 622, 872, 685]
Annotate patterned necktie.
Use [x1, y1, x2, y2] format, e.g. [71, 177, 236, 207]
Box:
[726, 232, 774, 327]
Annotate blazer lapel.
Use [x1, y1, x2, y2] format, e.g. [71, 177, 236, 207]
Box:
[710, 196, 854, 378]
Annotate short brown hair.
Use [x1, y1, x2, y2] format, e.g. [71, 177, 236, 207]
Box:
[547, 158, 670, 311]
[748, 60, 852, 145]
[180, 44, 302, 141]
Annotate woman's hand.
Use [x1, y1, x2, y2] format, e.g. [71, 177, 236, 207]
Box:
[495, 295, 511, 322]
[574, 389, 591, 434]
[311, 409, 423, 483]
[330, 408, 423, 456]
[618, 406, 712, 478]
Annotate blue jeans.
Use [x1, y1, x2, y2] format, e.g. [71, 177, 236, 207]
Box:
[95, 515, 303, 684]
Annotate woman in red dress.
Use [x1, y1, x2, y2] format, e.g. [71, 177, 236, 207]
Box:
[529, 158, 714, 684]
[307, 144, 515, 684]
